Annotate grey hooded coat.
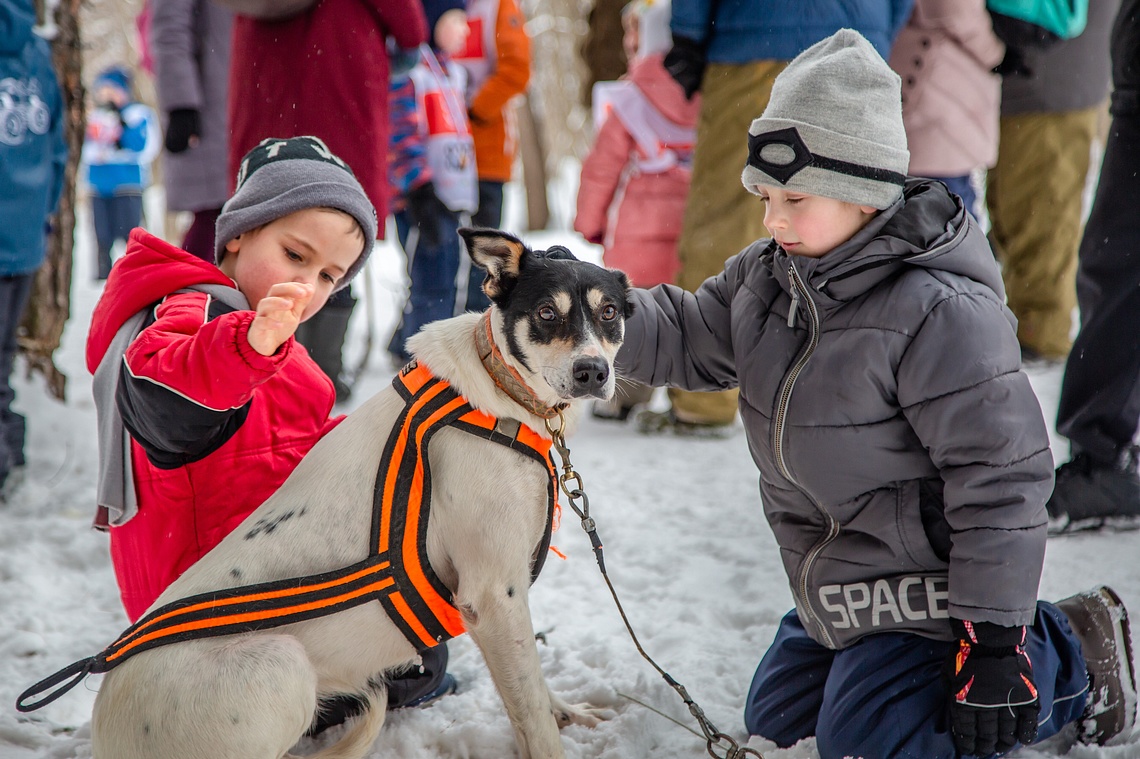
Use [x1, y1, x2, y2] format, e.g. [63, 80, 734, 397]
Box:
[617, 179, 1054, 649]
[150, 0, 232, 212]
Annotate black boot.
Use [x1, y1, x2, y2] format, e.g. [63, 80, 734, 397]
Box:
[1047, 446, 1140, 534]
[295, 291, 356, 404]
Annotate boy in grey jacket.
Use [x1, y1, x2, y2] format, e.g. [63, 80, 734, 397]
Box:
[616, 29, 1136, 758]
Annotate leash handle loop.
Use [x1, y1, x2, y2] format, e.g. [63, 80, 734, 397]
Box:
[15, 656, 98, 712]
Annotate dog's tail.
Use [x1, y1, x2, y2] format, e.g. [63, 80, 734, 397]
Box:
[286, 690, 387, 759]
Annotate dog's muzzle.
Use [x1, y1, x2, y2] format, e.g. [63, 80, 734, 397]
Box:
[571, 357, 610, 398]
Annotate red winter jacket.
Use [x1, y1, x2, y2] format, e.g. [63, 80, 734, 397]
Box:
[227, 0, 428, 220]
[86, 230, 343, 621]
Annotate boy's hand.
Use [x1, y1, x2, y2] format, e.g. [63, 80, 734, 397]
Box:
[247, 282, 314, 357]
[943, 619, 1039, 757]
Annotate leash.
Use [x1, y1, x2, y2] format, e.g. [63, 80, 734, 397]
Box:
[544, 410, 764, 759]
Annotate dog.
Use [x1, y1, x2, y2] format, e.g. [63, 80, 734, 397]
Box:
[87, 228, 634, 759]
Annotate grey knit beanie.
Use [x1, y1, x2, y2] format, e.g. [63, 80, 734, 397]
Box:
[741, 29, 910, 210]
[215, 136, 378, 290]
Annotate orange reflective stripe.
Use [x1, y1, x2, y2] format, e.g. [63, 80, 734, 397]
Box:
[378, 378, 451, 555]
[109, 561, 392, 655]
[400, 393, 469, 639]
[107, 576, 396, 664]
[389, 591, 439, 649]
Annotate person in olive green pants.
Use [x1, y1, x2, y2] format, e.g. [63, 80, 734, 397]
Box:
[985, 0, 1119, 362]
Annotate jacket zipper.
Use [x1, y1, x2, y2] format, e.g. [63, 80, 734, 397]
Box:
[774, 262, 838, 649]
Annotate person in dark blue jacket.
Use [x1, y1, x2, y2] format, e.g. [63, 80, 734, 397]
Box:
[0, 0, 67, 499]
[80, 64, 159, 280]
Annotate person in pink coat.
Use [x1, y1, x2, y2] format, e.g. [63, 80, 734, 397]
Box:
[575, 0, 700, 420]
[888, 0, 1004, 219]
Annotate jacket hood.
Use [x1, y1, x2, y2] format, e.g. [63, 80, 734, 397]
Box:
[627, 54, 701, 127]
[86, 229, 236, 374]
[773, 179, 1005, 307]
[0, 0, 35, 54]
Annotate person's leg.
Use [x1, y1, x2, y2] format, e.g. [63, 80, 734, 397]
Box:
[389, 209, 462, 360]
[0, 274, 34, 490]
[465, 181, 503, 313]
[812, 602, 1088, 759]
[180, 207, 222, 263]
[986, 107, 1099, 361]
[113, 192, 145, 245]
[387, 644, 453, 708]
[295, 288, 356, 404]
[91, 194, 114, 280]
[103, 193, 144, 277]
[745, 609, 834, 746]
[1057, 105, 1140, 463]
[1049, 98, 1140, 525]
[667, 60, 784, 427]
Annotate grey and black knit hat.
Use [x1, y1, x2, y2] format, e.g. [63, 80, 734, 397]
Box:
[215, 136, 378, 290]
[741, 29, 910, 210]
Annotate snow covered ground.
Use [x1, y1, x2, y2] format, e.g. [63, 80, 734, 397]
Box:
[2, 174, 1139, 759]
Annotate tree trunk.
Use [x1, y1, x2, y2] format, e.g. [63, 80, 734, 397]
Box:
[20, 0, 84, 402]
[516, 95, 549, 231]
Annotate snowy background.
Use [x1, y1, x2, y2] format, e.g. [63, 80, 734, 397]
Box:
[2, 167, 1139, 759]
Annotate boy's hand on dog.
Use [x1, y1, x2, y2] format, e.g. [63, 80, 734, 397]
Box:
[248, 282, 314, 356]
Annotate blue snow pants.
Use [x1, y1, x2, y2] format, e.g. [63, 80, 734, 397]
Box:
[745, 603, 1089, 759]
[389, 209, 465, 362]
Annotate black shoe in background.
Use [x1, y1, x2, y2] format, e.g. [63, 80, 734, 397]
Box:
[1047, 446, 1140, 534]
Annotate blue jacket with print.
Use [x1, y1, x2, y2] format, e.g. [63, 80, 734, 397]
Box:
[0, 0, 67, 276]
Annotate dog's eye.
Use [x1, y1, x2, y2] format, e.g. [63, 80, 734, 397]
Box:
[538, 306, 557, 321]
[600, 304, 618, 321]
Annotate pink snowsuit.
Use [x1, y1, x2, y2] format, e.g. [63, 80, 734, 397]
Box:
[574, 54, 700, 288]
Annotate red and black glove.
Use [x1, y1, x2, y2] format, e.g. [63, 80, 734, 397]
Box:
[663, 35, 707, 100]
[943, 619, 1039, 756]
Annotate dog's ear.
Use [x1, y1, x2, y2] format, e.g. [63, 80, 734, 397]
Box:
[459, 227, 527, 299]
[613, 269, 636, 319]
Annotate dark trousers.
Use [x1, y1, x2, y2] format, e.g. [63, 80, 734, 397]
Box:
[180, 207, 222, 264]
[389, 208, 464, 362]
[91, 193, 144, 280]
[745, 605, 1088, 758]
[463, 180, 504, 313]
[0, 273, 33, 486]
[1056, 90, 1140, 462]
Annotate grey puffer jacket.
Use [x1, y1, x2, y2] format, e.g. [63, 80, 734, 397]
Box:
[617, 179, 1053, 650]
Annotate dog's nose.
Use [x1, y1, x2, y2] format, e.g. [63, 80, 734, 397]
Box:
[572, 357, 609, 395]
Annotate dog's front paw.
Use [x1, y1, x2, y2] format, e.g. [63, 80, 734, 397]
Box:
[549, 695, 609, 729]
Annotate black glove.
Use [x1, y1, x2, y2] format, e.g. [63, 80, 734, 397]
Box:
[405, 181, 452, 249]
[164, 108, 201, 153]
[943, 619, 1039, 757]
[663, 35, 707, 100]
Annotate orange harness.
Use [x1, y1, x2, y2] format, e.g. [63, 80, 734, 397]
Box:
[17, 362, 558, 712]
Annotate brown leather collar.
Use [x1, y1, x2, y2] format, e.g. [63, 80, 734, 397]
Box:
[474, 312, 568, 420]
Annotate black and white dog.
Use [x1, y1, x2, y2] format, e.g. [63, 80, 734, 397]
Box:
[89, 229, 634, 759]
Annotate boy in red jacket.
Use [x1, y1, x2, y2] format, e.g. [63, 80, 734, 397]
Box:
[86, 136, 377, 623]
